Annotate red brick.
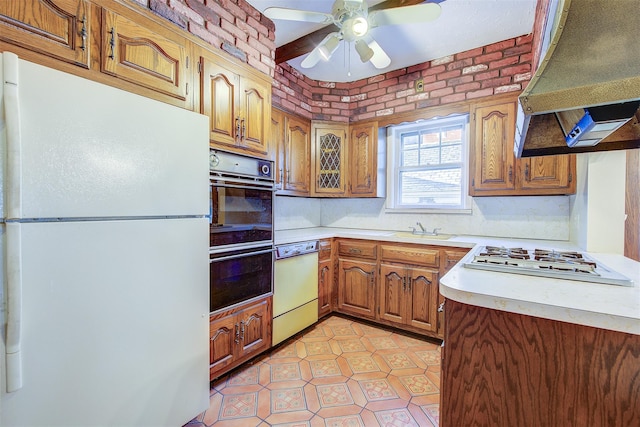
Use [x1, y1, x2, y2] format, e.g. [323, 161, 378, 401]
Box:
[447, 58, 473, 71]
[385, 82, 409, 94]
[205, 21, 234, 45]
[204, 0, 235, 23]
[431, 87, 454, 98]
[441, 93, 467, 104]
[516, 33, 534, 45]
[504, 44, 532, 57]
[367, 87, 387, 98]
[488, 56, 520, 69]
[456, 47, 484, 60]
[423, 64, 446, 76]
[366, 102, 386, 112]
[447, 75, 474, 86]
[321, 108, 341, 115]
[485, 39, 515, 53]
[437, 69, 462, 81]
[379, 78, 399, 89]
[473, 69, 500, 81]
[407, 62, 431, 73]
[495, 84, 522, 94]
[454, 82, 481, 93]
[368, 75, 385, 83]
[394, 103, 417, 113]
[386, 98, 409, 108]
[330, 101, 350, 109]
[235, 18, 258, 39]
[221, 17, 248, 41]
[385, 69, 406, 79]
[481, 76, 512, 88]
[423, 80, 446, 92]
[189, 22, 221, 48]
[500, 63, 531, 77]
[360, 82, 379, 93]
[217, 0, 246, 22]
[416, 98, 440, 109]
[474, 51, 503, 64]
[376, 93, 396, 103]
[466, 88, 495, 99]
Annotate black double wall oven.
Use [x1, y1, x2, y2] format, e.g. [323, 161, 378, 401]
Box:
[209, 150, 274, 313]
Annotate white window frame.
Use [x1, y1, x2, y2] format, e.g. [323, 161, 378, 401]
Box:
[386, 114, 471, 213]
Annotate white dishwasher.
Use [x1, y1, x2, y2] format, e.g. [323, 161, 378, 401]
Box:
[273, 240, 319, 345]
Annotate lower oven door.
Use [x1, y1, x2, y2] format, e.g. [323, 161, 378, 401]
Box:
[209, 247, 274, 313]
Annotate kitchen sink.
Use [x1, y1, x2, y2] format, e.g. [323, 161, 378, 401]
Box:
[393, 232, 455, 240]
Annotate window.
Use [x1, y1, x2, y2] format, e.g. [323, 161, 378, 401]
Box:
[387, 114, 469, 211]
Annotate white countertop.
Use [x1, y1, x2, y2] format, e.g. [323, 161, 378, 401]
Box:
[275, 227, 640, 335]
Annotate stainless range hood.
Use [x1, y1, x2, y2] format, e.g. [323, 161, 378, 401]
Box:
[515, 0, 640, 157]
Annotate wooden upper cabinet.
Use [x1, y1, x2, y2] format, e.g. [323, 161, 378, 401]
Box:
[518, 154, 575, 193]
[0, 0, 91, 68]
[311, 122, 347, 196]
[200, 56, 238, 148]
[101, 9, 189, 102]
[200, 54, 270, 158]
[470, 100, 517, 194]
[349, 122, 378, 197]
[239, 75, 270, 156]
[470, 98, 575, 196]
[283, 114, 311, 195]
[271, 109, 285, 190]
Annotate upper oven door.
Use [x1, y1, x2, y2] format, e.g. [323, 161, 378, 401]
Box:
[210, 176, 274, 249]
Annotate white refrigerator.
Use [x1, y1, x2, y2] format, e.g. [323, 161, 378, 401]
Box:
[0, 52, 210, 426]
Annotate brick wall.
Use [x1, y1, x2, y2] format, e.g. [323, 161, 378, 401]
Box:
[140, 0, 533, 123]
[274, 35, 533, 123]
[139, 0, 277, 76]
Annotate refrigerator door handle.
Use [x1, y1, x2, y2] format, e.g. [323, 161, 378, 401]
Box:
[5, 223, 23, 392]
[3, 51, 23, 219]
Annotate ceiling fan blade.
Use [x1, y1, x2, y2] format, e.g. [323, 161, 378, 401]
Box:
[364, 36, 391, 69]
[368, 3, 442, 28]
[301, 32, 341, 68]
[263, 7, 333, 24]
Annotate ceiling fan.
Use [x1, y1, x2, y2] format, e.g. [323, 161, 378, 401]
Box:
[264, 0, 442, 69]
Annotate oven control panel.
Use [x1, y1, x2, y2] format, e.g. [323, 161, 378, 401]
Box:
[210, 149, 273, 180]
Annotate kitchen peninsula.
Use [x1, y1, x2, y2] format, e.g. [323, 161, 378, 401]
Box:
[277, 227, 640, 427]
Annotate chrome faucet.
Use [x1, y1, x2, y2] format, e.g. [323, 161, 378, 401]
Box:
[410, 222, 441, 235]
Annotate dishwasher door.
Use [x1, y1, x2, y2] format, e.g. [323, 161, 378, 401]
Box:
[273, 251, 318, 345]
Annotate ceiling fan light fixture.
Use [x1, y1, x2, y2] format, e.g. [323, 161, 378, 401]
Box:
[318, 34, 340, 60]
[355, 39, 374, 63]
[342, 15, 369, 41]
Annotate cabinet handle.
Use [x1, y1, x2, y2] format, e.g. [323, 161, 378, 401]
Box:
[79, 15, 87, 51]
[370, 272, 375, 287]
[286, 169, 290, 184]
[279, 168, 283, 185]
[524, 163, 530, 181]
[241, 119, 246, 141]
[402, 276, 406, 291]
[108, 27, 116, 59]
[240, 321, 245, 342]
[235, 117, 241, 141]
[348, 248, 362, 254]
[438, 301, 445, 313]
[508, 165, 513, 183]
[234, 323, 240, 344]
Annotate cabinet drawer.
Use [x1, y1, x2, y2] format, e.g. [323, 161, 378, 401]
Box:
[318, 239, 332, 261]
[337, 240, 377, 260]
[381, 245, 440, 267]
[443, 248, 470, 273]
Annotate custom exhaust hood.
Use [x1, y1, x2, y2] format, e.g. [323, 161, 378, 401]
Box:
[515, 0, 640, 157]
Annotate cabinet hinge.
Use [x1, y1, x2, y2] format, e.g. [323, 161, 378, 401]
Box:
[472, 178, 475, 187]
[568, 172, 573, 183]
[186, 56, 189, 69]
[377, 307, 380, 315]
[197, 61, 202, 74]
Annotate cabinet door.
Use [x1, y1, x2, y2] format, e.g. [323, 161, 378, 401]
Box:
[518, 154, 575, 193]
[318, 258, 333, 318]
[239, 76, 270, 156]
[0, 0, 90, 68]
[337, 259, 376, 319]
[200, 56, 239, 148]
[379, 263, 406, 324]
[407, 267, 439, 333]
[284, 115, 311, 195]
[312, 123, 347, 196]
[271, 109, 286, 190]
[349, 122, 378, 197]
[102, 9, 188, 102]
[237, 299, 271, 360]
[470, 101, 516, 194]
[209, 314, 237, 377]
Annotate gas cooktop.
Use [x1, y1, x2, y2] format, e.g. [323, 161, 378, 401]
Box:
[464, 246, 634, 287]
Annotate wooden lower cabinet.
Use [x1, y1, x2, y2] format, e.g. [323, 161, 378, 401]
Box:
[318, 239, 333, 318]
[441, 299, 640, 427]
[209, 296, 272, 381]
[337, 258, 377, 319]
[379, 263, 439, 334]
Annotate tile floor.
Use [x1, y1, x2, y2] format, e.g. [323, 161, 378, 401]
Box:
[186, 315, 442, 426]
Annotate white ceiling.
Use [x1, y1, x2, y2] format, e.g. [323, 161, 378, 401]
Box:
[246, 0, 537, 82]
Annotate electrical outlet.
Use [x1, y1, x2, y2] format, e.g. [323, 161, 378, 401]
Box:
[415, 79, 424, 92]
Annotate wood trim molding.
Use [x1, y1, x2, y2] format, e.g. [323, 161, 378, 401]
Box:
[625, 149, 640, 261]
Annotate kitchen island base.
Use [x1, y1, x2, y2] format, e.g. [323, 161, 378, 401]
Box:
[441, 299, 640, 427]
